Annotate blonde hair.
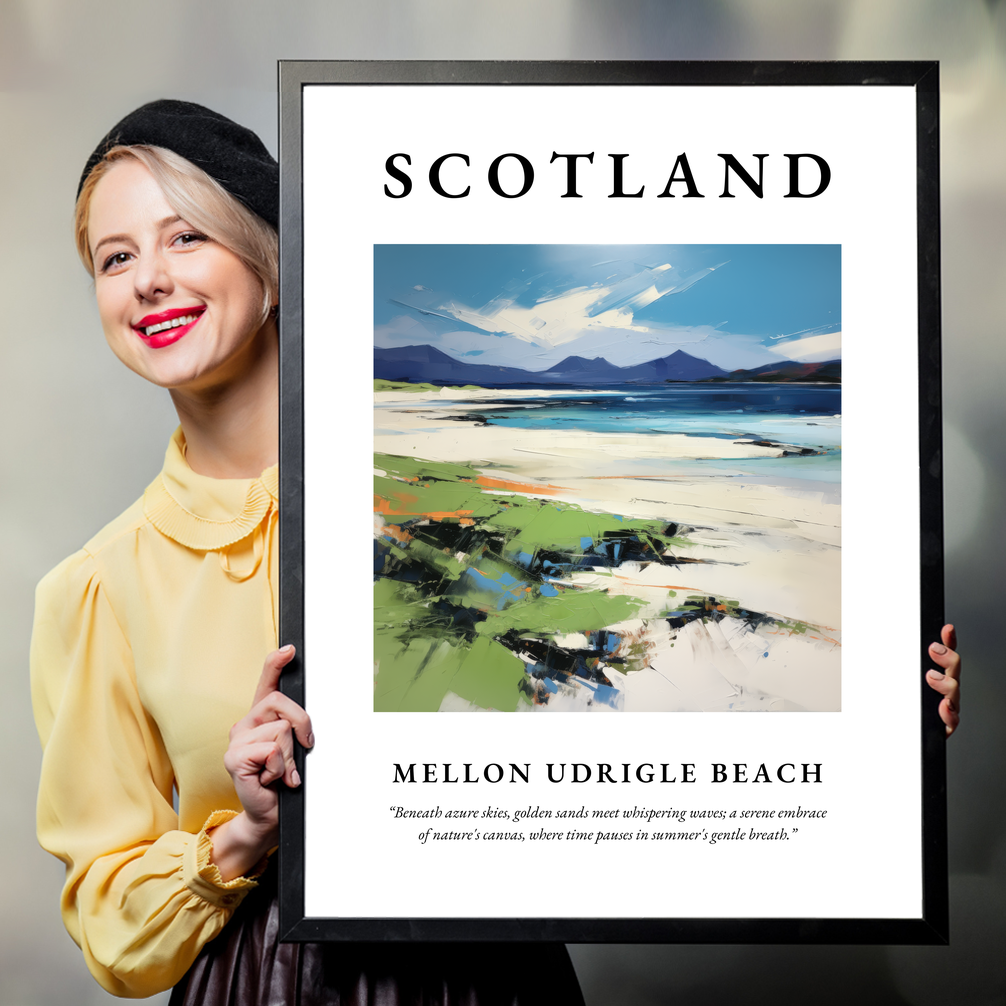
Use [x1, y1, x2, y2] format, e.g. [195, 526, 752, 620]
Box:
[75, 145, 278, 322]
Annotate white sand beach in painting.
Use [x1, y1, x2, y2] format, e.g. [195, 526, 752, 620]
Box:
[375, 390, 841, 713]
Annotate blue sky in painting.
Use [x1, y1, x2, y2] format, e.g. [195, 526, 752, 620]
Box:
[374, 245, 840, 372]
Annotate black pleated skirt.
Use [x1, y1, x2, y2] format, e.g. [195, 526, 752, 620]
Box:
[169, 869, 585, 1006]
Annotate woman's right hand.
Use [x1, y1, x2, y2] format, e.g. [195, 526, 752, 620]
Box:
[209, 645, 314, 881]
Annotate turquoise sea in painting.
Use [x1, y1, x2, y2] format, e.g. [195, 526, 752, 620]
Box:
[459, 384, 841, 485]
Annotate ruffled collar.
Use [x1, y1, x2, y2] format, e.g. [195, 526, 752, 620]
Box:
[143, 428, 278, 551]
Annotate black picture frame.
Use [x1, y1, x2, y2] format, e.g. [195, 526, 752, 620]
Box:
[277, 60, 945, 944]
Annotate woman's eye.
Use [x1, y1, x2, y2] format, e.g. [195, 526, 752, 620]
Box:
[173, 231, 208, 248]
[101, 251, 132, 273]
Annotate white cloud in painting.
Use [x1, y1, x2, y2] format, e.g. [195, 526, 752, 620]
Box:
[448, 286, 614, 346]
[767, 330, 842, 363]
[391, 262, 721, 351]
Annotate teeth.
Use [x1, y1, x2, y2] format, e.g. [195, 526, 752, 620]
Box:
[142, 313, 199, 337]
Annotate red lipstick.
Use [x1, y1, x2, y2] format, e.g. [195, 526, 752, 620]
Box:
[132, 306, 206, 349]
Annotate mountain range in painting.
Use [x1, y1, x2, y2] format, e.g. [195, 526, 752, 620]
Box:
[375, 344, 841, 387]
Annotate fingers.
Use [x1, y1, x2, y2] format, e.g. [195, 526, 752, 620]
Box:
[221, 646, 311, 834]
[225, 739, 289, 788]
[929, 627, 961, 682]
[926, 625, 961, 737]
[928, 642, 961, 679]
[926, 667, 959, 704]
[252, 644, 297, 706]
[226, 720, 301, 788]
[939, 697, 961, 737]
[927, 689, 960, 736]
[244, 644, 314, 750]
[233, 689, 314, 750]
[225, 645, 313, 804]
[941, 623, 958, 653]
[926, 665, 960, 737]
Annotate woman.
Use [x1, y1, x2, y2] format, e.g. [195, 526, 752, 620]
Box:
[32, 99, 962, 1002]
[31, 100, 586, 1003]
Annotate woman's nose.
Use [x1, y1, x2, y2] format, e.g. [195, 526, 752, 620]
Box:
[133, 249, 173, 302]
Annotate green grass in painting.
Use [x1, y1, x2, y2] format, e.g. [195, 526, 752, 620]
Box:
[374, 452, 690, 711]
[374, 452, 821, 712]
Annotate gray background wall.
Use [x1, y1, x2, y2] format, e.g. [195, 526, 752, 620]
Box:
[1, 2, 1003, 1003]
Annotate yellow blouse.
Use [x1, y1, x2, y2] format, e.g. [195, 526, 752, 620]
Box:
[31, 429, 279, 998]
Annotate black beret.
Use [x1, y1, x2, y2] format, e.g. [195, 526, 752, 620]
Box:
[78, 99, 278, 228]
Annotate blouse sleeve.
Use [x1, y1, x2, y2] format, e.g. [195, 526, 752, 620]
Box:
[31, 549, 262, 998]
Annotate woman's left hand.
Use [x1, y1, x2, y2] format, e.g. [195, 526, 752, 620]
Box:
[926, 624, 961, 737]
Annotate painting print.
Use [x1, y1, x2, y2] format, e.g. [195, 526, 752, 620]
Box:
[374, 244, 841, 713]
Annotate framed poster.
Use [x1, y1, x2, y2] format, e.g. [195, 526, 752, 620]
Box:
[277, 61, 946, 943]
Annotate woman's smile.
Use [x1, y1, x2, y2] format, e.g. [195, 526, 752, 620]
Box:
[133, 305, 207, 347]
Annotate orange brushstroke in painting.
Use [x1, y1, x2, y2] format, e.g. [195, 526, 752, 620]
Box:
[374, 494, 475, 525]
[476, 475, 566, 496]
